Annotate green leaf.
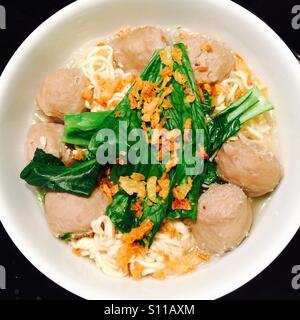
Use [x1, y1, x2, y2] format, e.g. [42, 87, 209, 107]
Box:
[60, 233, 72, 240]
[20, 149, 100, 197]
[106, 190, 139, 233]
[203, 161, 220, 185]
[63, 111, 111, 147]
[208, 86, 273, 155]
[142, 200, 170, 245]
[88, 50, 166, 245]
[140, 166, 170, 246]
[166, 43, 208, 221]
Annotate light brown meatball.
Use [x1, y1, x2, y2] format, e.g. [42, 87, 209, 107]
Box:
[111, 26, 168, 74]
[45, 189, 108, 236]
[191, 183, 253, 254]
[36, 68, 87, 122]
[25, 123, 65, 162]
[216, 140, 283, 197]
[179, 33, 235, 83]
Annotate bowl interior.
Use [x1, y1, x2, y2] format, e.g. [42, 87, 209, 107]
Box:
[0, 0, 300, 299]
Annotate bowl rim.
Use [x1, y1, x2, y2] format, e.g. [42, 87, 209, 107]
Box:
[0, 0, 300, 300]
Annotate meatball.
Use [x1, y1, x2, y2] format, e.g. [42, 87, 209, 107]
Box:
[45, 189, 108, 236]
[191, 183, 253, 254]
[111, 26, 168, 74]
[36, 68, 87, 122]
[216, 140, 283, 197]
[179, 33, 235, 83]
[25, 123, 65, 162]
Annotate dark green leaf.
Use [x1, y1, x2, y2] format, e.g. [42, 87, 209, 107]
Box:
[166, 43, 208, 221]
[106, 190, 139, 233]
[20, 149, 100, 197]
[203, 161, 220, 185]
[142, 200, 170, 245]
[208, 86, 273, 155]
[60, 233, 72, 240]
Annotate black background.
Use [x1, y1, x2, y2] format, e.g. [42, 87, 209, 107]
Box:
[0, 0, 299, 300]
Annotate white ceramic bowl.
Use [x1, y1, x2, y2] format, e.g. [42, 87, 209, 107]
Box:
[0, 0, 300, 300]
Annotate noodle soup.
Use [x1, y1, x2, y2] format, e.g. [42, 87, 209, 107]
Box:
[21, 26, 283, 280]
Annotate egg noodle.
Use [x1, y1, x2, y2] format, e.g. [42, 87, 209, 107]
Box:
[65, 31, 273, 280]
[67, 43, 132, 112]
[71, 216, 204, 279]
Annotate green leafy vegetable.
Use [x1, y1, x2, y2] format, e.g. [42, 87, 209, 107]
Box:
[208, 86, 273, 155]
[60, 233, 72, 240]
[165, 43, 208, 221]
[203, 90, 212, 109]
[104, 52, 167, 245]
[143, 199, 170, 244]
[63, 111, 111, 147]
[20, 149, 100, 197]
[106, 190, 139, 233]
[104, 44, 210, 244]
[89, 50, 166, 245]
[203, 161, 220, 185]
[92, 44, 209, 244]
[140, 166, 170, 245]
